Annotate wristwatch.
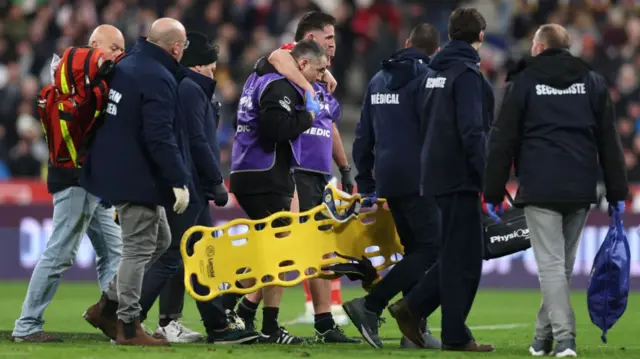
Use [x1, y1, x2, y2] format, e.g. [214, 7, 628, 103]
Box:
[339, 165, 351, 173]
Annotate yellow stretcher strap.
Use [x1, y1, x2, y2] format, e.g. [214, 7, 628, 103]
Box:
[181, 185, 404, 301]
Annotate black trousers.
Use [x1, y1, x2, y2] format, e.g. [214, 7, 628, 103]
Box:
[405, 192, 483, 346]
[139, 202, 228, 332]
[364, 194, 440, 314]
[157, 205, 215, 319]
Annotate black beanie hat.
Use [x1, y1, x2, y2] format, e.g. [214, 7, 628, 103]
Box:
[181, 31, 218, 67]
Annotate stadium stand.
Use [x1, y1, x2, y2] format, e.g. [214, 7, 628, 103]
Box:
[0, 0, 638, 181]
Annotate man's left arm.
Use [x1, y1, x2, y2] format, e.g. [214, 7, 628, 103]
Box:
[331, 123, 354, 193]
[482, 79, 525, 204]
[454, 71, 487, 191]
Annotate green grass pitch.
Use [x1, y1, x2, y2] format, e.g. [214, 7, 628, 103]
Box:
[0, 281, 638, 358]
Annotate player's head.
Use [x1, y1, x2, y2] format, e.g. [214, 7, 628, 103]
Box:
[291, 39, 328, 83]
[405, 23, 440, 57]
[88, 25, 125, 61]
[448, 8, 486, 50]
[181, 32, 219, 79]
[148, 17, 188, 62]
[294, 12, 336, 59]
[532, 24, 570, 57]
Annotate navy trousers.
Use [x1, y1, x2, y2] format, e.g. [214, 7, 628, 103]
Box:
[364, 193, 441, 314]
[139, 203, 227, 331]
[405, 192, 483, 346]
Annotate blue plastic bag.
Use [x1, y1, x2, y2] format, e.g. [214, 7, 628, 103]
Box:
[586, 208, 631, 343]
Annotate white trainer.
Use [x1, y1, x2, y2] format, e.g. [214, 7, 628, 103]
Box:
[154, 320, 203, 343]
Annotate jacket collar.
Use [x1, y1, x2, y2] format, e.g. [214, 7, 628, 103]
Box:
[134, 37, 181, 74]
[185, 68, 217, 98]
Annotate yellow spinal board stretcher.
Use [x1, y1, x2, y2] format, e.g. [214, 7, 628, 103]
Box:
[180, 184, 404, 301]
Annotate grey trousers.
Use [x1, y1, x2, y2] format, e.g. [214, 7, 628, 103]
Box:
[524, 206, 588, 342]
[104, 203, 171, 323]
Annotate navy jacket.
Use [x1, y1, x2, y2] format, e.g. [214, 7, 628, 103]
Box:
[178, 69, 224, 205]
[484, 49, 628, 207]
[353, 48, 431, 198]
[82, 37, 190, 206]
[418, 40, 493, 196]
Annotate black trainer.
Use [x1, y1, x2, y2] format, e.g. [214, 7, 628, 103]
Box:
[315, 325, 361, 344]
[342, 297, 384, 348]
[207, 325, 260, 344]
[257, 327, 304, 344]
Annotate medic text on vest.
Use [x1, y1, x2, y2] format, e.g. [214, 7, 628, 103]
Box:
[535, 83, 586, 96]
[106, 89, 122, 116]
[303, 126, 331, 137]
[371, 93, 400, 105]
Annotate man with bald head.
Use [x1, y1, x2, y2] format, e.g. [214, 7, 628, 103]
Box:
[88, 24, 126, 61]
[484, 23, 627, 357]
[11, 24, 127, 344]
[81, 18, 191, 346]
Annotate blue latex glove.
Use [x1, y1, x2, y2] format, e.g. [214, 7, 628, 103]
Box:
[609, 200, 626, 215]
[304, 90, 322, 118]
[485, 203, 504, 223]
[361, 193, 377, 208]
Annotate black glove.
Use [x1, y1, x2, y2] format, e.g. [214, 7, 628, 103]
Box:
[212, 182, 229, 207]
[340, 165, 354, 194]
[321, 252, 380, 292]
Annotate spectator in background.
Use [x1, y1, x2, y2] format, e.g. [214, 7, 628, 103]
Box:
[0, 0, 640, 182]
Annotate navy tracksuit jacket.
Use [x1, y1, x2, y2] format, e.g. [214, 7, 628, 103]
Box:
[353, 47, 430, 198]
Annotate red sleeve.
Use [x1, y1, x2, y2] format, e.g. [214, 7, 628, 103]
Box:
[267, 42, 296, 61]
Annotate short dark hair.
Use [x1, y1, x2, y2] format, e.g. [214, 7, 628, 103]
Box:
[291, 39, 326, 62]
[408, 23, 440, 56]
[537, 24, 571, 49]
[294, 11, 336, 42]
[448, 8, 486, 44]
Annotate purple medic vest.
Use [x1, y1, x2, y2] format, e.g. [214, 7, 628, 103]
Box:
[231, 72, 304, 173]
[294, 82, 342, 174]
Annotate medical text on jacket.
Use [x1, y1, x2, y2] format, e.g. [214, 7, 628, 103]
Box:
[371, 93, 399, 105]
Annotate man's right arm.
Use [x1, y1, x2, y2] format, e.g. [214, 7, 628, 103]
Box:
[140, 75, 190, 188]
[352, 84, 376, 194]
[593, 74, 628, 202]
[258, 79, 313, 143]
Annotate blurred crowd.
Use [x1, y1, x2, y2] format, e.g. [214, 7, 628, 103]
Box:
[1, 0, 639, 181]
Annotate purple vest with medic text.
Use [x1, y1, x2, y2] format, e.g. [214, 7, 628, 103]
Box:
[294, 82, 342, 174]
[231, 72, 304, 173]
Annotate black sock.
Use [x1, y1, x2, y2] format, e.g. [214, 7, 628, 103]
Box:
[123, 321, 137, 339]
[314, 312, 335, 333]
[222, 293, 243, 311]
[237, 297, 259, 323]
[158, 318, 172, 327]
[262, 307, 280, 335]
[364, 295, 384, 316]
